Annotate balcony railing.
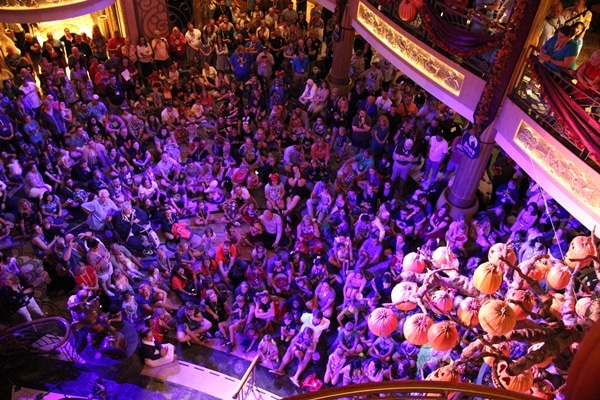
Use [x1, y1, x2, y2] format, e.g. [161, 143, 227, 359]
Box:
[511, 50, 600, 175]
[365, 0, 506, 78]
[285, 380, 538, 400]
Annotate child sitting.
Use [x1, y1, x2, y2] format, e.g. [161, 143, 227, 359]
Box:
[257, 334, 279, 369]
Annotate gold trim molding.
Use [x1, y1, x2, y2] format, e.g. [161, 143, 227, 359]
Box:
[515, 121, 600, 209]
[356, 2, 464, 96]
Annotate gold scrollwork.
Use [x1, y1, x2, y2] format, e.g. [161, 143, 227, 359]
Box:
[515, 122, 600, 210]
[357, 2, 464, 96]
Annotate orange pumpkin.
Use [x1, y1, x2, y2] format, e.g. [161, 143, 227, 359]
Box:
[506, 289, 535, 320]
[431, 246, 456, 270]
[429, 289, 454, 315]
[494, 361, 534, 393]
[565, 235, 596, 269]
[427, 321, 459, 351]
[488, 243, 517, 270]
[576, 297, 592, 319]
[550, 293, 565, 319]
[546, 263, 571, 290]
[403, 313, 433, 346]
[457, 297, 480, 327]
[479, 300, 517, 336]
[398, 0, 418, 22]
[425, 364, 460, 383]
[368, 307, 398, 337]
[483, 343, 511, 366]
[402, 252, 426, 273]
[473, 262, 503, 294]
[521, 259, 547, 282]
[528, 342, 553, 368]
[412, 0, 424, 9]
[391, 281, 418, 311]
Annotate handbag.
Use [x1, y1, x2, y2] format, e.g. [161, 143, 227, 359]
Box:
[301, 373, 323, 391]
[172, 222, 192, 240]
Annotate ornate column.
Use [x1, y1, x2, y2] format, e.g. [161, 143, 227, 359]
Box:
[326, 0, 358, 95]
[443, 0, 547, 216]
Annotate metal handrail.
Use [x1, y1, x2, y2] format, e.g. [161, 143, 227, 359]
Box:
[0, 316, 72, 355]
[285, 380, 538, 400]
[232, 354, 261, 399]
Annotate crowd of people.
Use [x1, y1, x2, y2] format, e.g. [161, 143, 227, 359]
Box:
[0, 0, 591, 391]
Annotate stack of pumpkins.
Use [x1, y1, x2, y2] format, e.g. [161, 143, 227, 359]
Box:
[365, 235, 598, 395]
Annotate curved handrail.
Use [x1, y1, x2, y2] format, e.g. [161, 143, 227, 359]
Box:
[284, 380, 538, 400]
[232, 354, 260, 399]
[0, 317, 72, 355]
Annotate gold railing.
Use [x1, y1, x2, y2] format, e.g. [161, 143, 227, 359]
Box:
[285, 381, 538, 400]
[232, 354, 261, 400]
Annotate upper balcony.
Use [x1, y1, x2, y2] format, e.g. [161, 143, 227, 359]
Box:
[351, 0, 509, 122]
[495, 49, 600, 234]
[0, 0, 116, 23]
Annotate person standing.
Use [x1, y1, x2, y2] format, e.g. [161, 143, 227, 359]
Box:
[421, 126, 449, 188]
[81, 189, 119, 234]
[391, 138, 415, 197]
[1, 273, 44, 322]
[185, 22, 202, 65]
[105, 75, 127, 111]
[152, 30, 171, 73]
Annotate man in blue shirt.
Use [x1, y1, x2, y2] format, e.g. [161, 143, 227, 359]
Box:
[291, 51, 309, 87]
[230, 45, 252, 84]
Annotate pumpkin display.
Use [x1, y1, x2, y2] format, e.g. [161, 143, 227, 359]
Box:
[483, 343, 511, 366]
[506, 289, 535, 320]
[411, 0, 424, 9]
[427, 321, 459, 351]
[429, 289, 455, 315]
[368, 307, 398, 337]
[391, 282, 419, 311]
[576, 297, 592, 320]
[402, 252, 426, 273]
[431, 246, 456, 270]
[546, 263, 572, 290]
[528, 342, 553, 368]
[425, 364, 460, 383]
[550, 293, 565, 319]
[479, 300, 517, 336]
[473, 262, 503, 294]
[494, 360, 534, 393]
[403, 313, 433, 346]
[457, 297, 481, 327]
[565, 235, 596, 269]
[398, 0, 418, 22]
[521, 259, 547, 283]
[488, 243, 517, 270]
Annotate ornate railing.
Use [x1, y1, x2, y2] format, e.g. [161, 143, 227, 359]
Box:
[285, 381, 538, 400]
[365, 0, 506, 77]
[511, 49, 600, 175]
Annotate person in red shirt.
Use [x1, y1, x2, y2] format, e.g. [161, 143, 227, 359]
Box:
[215, 240, 247, 287]
[107, 30, 126, 59]
[168, 27, 187, 64]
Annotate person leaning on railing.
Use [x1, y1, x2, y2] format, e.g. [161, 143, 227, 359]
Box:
[539, 25, 578, 75]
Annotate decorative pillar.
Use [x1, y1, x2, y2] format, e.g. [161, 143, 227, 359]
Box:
[326, 0, 358, 96]
[132, 0, 170, 40]
[443, 0, 546, 217]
